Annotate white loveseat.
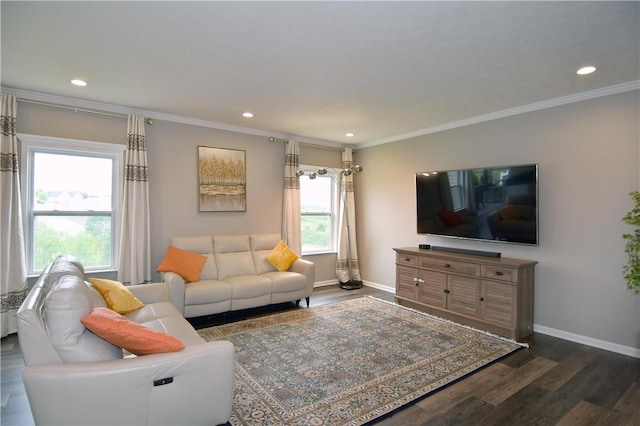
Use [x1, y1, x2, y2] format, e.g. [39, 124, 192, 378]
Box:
[163, 233, 315, 318]
[17, 255, 235, 426]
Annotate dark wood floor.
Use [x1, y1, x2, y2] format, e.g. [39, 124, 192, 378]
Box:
[2, 285, 639, 426]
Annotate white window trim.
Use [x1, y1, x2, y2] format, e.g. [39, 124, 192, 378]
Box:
[19, 133, 125, 275]
[299, 166, 339, 255]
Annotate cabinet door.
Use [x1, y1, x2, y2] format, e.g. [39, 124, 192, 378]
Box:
[447, 275, 480, 317]
[481, 280, 516, 327]
[417, 270, 446, 308]
[396, 265, 418, 300]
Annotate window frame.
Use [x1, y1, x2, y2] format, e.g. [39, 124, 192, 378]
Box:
[19, 133, 125, 275]
[299, 166, 339, 255]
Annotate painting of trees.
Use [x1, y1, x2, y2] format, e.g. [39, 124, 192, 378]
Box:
[198, 146, 246, 211]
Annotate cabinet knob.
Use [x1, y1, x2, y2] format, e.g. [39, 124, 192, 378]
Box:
[494, 271, 504, 276]
[403, 257, 411, 262]
[444, 289, 450, 294]
[443, 263, 451, 268]
[480, 297, 485, 302]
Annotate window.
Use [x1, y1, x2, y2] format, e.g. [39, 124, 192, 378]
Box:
[300, 167, 338, 254]
[447, 171, 465, 211]
[20, 134, 124, 274]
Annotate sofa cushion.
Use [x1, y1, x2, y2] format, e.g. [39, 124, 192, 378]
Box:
[81, 307, 186, 356]
[185, 280, 232, 305]
[88, 278, 145, 314]
[171, 235, 214, 254]
[199, 253, 218, 280]
[216, 252, 256, 280]
[157, 246, 207, 282]
[214, 234, 251, 253]
[250, 234, 282, 251]
[263, 271, 308, 293]
[126, 302, 205, 347]
[45, 274, 123, 363]
[43, 254, 85, 292]
[225, 275, 272, 299]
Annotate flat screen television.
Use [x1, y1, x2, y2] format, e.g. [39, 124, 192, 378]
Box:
[416, 164, 538, 245]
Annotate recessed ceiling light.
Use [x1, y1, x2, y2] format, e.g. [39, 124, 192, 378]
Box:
[242, 112, 254, 118]
[576, 66, 596, 75]
[345, 132, 355, 137]
[70, 79, 87, 87]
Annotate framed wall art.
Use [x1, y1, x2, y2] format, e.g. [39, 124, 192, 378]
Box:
[198, 146, 246, 212]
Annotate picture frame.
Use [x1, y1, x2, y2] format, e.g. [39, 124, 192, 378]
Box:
[198, 146, 246, 212]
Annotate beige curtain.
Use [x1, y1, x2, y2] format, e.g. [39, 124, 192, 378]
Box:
[336, 148, 361, 284]
[282, 140, 301, 254]
[0, 93, 28, 337]
[117, 115, 151, 285]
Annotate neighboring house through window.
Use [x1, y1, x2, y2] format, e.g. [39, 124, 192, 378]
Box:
[20, 134, 124, 274]
[299, 166, 338, 254]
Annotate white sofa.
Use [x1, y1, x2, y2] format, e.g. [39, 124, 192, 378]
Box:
[163, 233, 315, 318]
[17, 255, 235, 426]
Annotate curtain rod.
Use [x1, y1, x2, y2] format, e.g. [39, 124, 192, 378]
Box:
[268, 136, 354, 153]
[16, 98, 154, 125]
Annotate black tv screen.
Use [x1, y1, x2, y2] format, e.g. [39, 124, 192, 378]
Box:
[416, 164, 538, 245]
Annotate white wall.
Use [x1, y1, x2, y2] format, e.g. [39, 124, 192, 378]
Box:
[355, 90, 640, 353]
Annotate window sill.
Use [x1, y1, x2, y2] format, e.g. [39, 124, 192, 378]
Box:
[302, 250, 338, 257]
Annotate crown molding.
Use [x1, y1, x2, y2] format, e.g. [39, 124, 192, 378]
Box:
[357, 80, 640, 149]
[4, 80, 638, 151]
[0, 87, 339, 148]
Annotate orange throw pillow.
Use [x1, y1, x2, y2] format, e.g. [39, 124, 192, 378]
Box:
[81, 307, 185, 356]
[157, 246, 207, 282]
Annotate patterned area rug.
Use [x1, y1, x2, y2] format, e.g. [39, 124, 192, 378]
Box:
[197, 297, 523, 426]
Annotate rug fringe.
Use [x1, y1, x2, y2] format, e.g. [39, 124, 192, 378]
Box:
[363, 295, 529, 348]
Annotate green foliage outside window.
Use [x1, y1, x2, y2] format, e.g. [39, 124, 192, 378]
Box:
[34, 216, 112, 270]
[623, 191, 640, 294]
[301, 215, 331, 251]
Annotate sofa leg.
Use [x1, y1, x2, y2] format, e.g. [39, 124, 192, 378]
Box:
[306, 297, 310, 307]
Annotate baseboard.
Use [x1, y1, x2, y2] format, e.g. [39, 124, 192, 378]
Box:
[313, 280, 395, 293]
[533, 324, 640, 359]
[362, 280, 395, 293]
[313, 279, 339, 287]
[351, 281, 640, 359]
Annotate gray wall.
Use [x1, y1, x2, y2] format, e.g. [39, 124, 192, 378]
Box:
[16, 102, 342, 284]
[355, 90, 640, 352]
[15, 89, 640, 353]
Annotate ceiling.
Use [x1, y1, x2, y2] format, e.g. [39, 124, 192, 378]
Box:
[1, 1, 639, 147]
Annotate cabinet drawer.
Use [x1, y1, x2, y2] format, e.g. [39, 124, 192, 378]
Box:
[396, 253, 418, 266]
[421, 258, 479, 276]
[481, 265, 516, 282]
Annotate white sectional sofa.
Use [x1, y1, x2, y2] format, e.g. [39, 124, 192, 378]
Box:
[163, 233, 315, 318]
[17, 254, 235, 426]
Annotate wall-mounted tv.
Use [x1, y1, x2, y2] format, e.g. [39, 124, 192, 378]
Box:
[416, 164, 538, 246]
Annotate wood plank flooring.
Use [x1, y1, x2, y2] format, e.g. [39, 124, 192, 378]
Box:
[2, 285, 639, 426]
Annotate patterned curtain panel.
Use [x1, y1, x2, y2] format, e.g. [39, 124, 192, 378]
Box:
[117, 114, 151, 285]
[0, 93, 28, 337]
[336, 148, 361, 283]
[282, 140, 301, 254]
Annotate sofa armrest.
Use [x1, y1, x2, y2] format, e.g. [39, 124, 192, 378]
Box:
[23, 341, 235, 426]
[160, 272, 186, 315]
[127, 282, 170, 305]
[290, 258, 315, 291]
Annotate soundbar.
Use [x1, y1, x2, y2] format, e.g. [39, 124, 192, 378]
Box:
[430, 246, 501, 258]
